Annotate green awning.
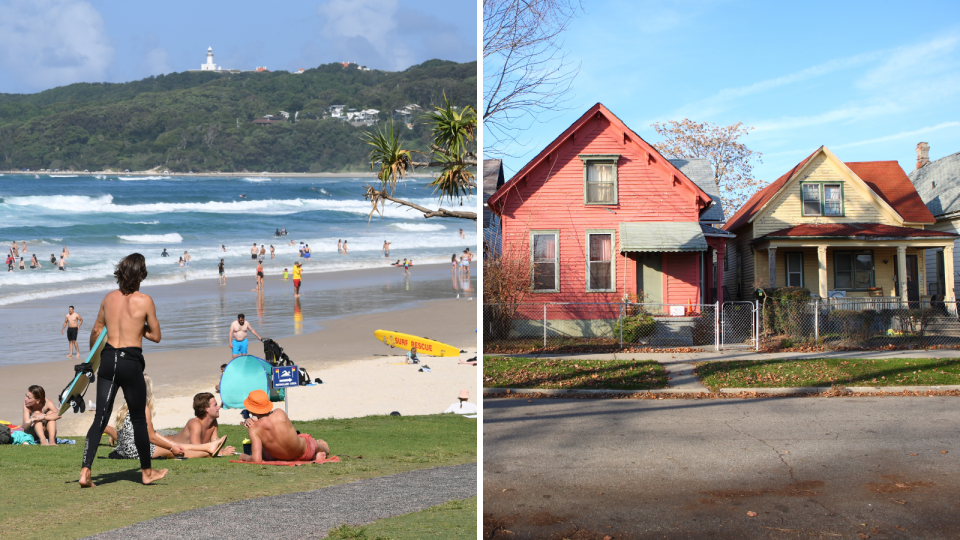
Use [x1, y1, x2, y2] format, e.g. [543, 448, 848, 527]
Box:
[619, 222, 707, 252]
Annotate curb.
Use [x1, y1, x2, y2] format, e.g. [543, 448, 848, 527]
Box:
[483, 387, 707, 396]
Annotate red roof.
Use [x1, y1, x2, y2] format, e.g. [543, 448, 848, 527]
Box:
[723, 148, 936, 232]
[486, 103, 711, 211]
[759, 223, 956, 239]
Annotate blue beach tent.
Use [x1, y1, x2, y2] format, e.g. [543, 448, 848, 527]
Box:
[219, 355, 285, 409]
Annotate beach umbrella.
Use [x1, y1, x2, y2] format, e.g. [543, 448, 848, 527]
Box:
[219, 355, 285, 409]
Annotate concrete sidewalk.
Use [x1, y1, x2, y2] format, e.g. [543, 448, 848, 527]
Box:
[84, 463, 477, 540]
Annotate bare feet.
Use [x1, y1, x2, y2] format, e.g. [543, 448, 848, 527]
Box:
[208, 435, 228, 456]
[79, 467, 95, 488]
[141, 468, 168, 485]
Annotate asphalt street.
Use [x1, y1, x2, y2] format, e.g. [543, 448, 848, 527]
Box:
[484, 397, 960, 539]
[84, 463, 476, 539]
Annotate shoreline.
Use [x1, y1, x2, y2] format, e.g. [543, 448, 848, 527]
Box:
[1, 295, 478, 432]
[2, 170, 440, 178]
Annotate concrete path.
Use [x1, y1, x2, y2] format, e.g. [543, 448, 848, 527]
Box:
[484, 397, 960, 539]
[85, 463, 476, 540]
[500, 348, 960, 362]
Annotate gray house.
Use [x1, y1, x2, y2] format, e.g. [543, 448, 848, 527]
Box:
[483, 159, 505, 258]
[908, 142, 960, 298]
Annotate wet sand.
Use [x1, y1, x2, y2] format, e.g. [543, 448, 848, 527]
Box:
[0, 264, 478, 433]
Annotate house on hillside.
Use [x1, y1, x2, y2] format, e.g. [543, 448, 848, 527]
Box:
[487, 103, 731, 334]
[908, 142, 960, 299]
[722, 146, 957, 306]
[483, 159, 505, 259]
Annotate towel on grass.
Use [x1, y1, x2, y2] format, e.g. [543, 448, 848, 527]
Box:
[229, 455, 340, 466]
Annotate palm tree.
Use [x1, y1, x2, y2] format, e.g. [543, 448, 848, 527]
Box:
[361, 95, 477, 221]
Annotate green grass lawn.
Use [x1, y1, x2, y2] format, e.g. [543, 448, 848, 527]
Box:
[0, 414, 476, 540]
[327, 496, 476, 540]
[483, 356, 668, 390]
[697, 357, 960, 391]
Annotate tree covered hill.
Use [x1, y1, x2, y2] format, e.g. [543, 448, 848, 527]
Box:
[0, 59, 476, 173]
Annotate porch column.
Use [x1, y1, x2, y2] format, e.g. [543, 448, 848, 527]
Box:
[897, 245, 908, 303]
[945, 244, 956, 308]
[768, 247, 777, 288]
[817, 246, 828, 298]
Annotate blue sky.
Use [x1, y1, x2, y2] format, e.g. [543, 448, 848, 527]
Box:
[485, 0, 960, 187]
[0, 0, 476, 95]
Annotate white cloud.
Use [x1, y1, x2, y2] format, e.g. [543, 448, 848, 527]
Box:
[751, 103, 900, 133]
[317, 0, 413, 70]
[830, 121, 960, 150]
[0, 0, 114, 90]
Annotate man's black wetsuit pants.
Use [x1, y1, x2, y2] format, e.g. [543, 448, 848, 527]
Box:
[81, 345, 152, 470]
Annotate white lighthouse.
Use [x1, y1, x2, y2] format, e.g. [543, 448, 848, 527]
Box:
[201, 47, 219, 71]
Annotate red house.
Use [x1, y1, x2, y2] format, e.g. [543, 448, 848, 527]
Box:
[487, 104, 732, 326]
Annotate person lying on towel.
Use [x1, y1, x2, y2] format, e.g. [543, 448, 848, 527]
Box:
[238, 389, 330, 463]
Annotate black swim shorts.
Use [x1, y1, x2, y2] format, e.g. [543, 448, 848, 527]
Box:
[67, 327, 78, 341]
[251, 254, 257, 260]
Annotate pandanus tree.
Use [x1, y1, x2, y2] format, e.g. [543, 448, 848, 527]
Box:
[361, 95, 477, 221]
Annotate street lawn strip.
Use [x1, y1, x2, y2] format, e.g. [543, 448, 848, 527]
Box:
[696, 357, 960, 391]
[483, 356, 668, 390]
[0, 414, 476, 540]
[327, 496, 476, 540]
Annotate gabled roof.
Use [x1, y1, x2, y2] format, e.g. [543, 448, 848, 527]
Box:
[483, 159, 505, 228]
[908, 150, 960, 218]
[759, 223, 957, 240]
[723, 147, 935, 233]
[722, 148, 819, 233]
[668, 158, 724, 222]
[486, 103, 712, 213]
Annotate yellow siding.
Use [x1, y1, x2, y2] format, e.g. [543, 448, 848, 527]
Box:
[753, 154, 897, 236]
[762, 246, 928, 297]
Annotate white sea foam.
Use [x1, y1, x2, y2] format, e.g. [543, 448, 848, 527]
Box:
[118, 233, 183, 243]
[118, 176, 172, 181]
[242, 177, 271, 182]
[2, 194, 473, 219]
[125, 221, 160, 225]
[392, 223, 446, 232]
[320, 188, 330, 195]
[49, 174, 78, 178]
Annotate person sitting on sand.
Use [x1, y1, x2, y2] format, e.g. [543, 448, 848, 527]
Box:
[406, 347, 420, 364]
[443, 390, 478, 415]
[164, 392, 236, 456]
[23, 385, 61, 445]
[102, 376, 228, 459]
[238, 390, 329, 463]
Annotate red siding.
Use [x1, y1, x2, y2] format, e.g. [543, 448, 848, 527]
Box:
[499, 113, 703, 307]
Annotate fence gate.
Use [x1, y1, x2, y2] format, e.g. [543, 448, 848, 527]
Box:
[721, 301, 756, 349]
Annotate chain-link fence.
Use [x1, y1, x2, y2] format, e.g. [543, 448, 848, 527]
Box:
[483, 302, 720, 353]
[484, 298, 960, 353]
[758, 297, 960, 350]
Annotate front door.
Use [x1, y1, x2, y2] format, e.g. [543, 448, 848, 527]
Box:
[636, 252, 663, 308]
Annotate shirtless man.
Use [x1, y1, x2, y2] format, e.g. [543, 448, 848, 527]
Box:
[250, 243, 258, 260]
[61, 306, 84, 357]
[229, 313, 262, 358]
[383, 240, 391, 257]
[183, 251, 191, 266]
[23, 385, 61, 445]
[58, 255, 70, 271]
[259, 245, 266, 260]
[62, 246, 69, 258]
[80, 253, 168, 487]
[167, 393, 236, 455]
[238, 390, 329, 463]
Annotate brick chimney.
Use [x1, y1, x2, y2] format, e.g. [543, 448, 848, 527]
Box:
[917, 142, 930, 169]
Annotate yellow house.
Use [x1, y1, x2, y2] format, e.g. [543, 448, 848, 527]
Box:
[722, 146, 958, 305]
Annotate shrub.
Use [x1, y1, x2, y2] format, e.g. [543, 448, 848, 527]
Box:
[615, 311, 657, 343]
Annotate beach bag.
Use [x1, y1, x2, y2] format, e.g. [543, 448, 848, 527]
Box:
[263, 339, 293, 367]
[0, 424, 10, 445]
[298, 367, 311, 386]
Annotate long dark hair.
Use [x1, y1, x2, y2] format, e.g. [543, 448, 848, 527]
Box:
[115, 253, 148, 294]
[28, 385, 45, 402]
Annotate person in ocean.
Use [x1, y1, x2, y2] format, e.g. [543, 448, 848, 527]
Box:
[58, 255, 70, 271]
[183, 251, 191, 266]
[303, 244, 311, 259]
[30, 254, 39, 268]
[337, 239, 342, 254]
[218, 259, 226, 285]
[275, 229, 280, 237]
[50, 254, 57, 264]
[178, 257, 184, 267]
[270, 245, 275, 259]
[161, 249, 169, 257]
[62, 246, 69, 258]
[342, 240, 348, 254]
[383, 240, 391, 258]
[18, 257, 25, 270]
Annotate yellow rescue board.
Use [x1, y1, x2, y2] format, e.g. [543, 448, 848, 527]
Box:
[374, 330, 459, 357]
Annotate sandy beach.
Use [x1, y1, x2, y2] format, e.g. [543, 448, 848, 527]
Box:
[0, 265, 478, 436]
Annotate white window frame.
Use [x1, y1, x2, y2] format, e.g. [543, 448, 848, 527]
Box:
[530, 230, 560, 293]
[585, 229, 617, 292]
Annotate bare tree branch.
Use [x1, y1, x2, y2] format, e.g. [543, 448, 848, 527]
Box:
[483, 0, 582, 157]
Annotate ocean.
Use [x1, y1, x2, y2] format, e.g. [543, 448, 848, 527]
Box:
[0, 174, 477, 363]
[0, 173, 476, 306]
